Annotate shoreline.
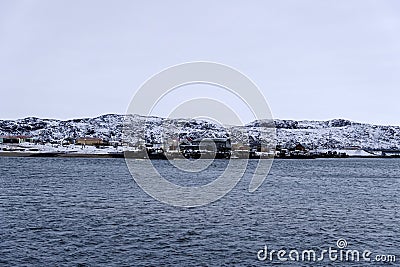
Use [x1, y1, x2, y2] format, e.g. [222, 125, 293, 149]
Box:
[0, 151, 398, 159]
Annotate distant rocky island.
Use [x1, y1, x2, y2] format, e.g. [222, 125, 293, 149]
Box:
[0, 114, 399, 158]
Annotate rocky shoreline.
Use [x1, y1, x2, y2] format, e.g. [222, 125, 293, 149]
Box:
[0, 150, 394, 159]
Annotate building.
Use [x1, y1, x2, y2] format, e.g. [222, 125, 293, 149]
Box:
[179, 138, 232, 159]
[231, 142, 250, 151]
[145, 142, 164, 152]
[179, 138, 231, 153]
[0, 135, 34, 144]
[75, 137, 105, 146]
[291, 143, 307, 152]
[62, 137, 75, 145]
[109, 140, 122, 148]
[191, 138, 231, 152]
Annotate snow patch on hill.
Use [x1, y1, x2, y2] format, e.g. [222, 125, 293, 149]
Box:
[1, 115, 399, 150]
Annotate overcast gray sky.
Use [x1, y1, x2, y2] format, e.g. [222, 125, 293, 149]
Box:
[0, 0, 399, 125]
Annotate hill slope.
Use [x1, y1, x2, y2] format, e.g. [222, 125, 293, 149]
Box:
[0, 115, 399, 150]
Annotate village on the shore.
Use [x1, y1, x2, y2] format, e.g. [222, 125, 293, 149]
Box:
[1, 134, 399, 159]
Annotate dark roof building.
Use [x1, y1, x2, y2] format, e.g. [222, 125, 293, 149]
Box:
[0, 135, 33, 144]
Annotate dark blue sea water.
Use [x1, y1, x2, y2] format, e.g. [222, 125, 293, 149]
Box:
[1, 158, 399, 266]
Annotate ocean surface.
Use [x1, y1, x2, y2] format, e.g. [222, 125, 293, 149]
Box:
[1, 158, 399, 266]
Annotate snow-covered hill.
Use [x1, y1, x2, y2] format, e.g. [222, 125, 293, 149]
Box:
[260, 119, 400, 150]
[1, 115, 399, 150]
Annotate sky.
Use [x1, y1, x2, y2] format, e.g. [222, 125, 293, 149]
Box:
[0, 0, 399, 125]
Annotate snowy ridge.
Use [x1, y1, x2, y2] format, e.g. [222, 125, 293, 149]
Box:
[271, 119, 400, 150]
[1, 115, 399, 150]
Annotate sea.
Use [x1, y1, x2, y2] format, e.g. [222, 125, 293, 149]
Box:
[1, 158, 399, 266]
